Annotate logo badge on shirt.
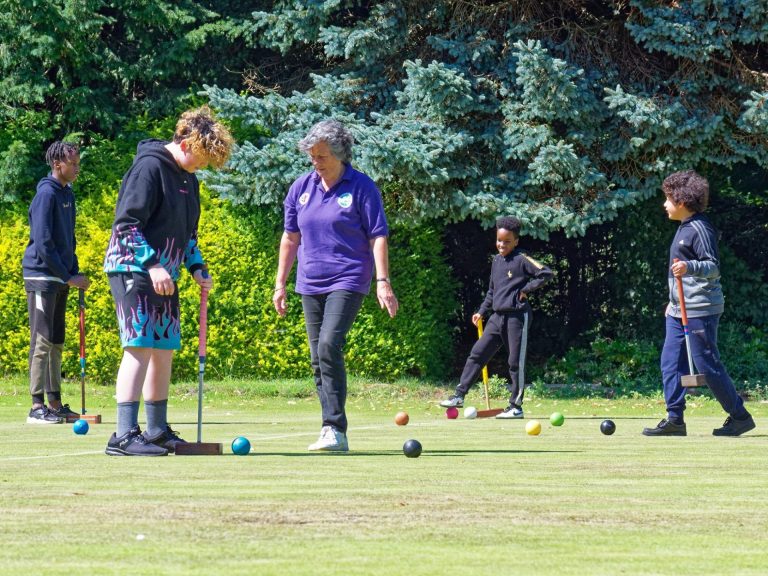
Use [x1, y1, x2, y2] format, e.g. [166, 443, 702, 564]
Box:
[337, 192, 353, 208]
[299, 192, 310, 206]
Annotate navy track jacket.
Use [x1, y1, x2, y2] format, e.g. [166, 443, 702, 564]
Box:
[666, 213, 724, 318]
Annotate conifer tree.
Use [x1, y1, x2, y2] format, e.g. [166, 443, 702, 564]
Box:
[204, 0, 768, 237]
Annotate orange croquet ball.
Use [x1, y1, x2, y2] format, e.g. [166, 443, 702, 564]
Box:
[395, 411, 409, 426]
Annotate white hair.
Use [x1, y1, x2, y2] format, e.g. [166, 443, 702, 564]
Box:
[298, 119, 354, 164]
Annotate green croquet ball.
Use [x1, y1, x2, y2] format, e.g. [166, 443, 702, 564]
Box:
[231, 436, 251, 455]
[550, 412, 565, 426]
[73, 419, 89, 435]
[403, 439, 422, 458]
[600, 419, 616, 435]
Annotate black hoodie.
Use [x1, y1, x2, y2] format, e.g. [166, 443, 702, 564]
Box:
[103, 139, 204, 280]
[22, 175, 79, 287]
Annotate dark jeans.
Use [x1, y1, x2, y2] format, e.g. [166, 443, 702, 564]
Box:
[301, 290, 365, 433]
[661, 313, 746, 421]
[456, 310, 531, 407]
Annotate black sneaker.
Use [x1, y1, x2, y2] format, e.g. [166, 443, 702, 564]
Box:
[712, 414, 756, 437]
[642, 418, 687, 436]
[50, 404, 79, 419]
[105, 426, 168, 456]
[144, 425, 188, 453]
[26, 406, 63, 424]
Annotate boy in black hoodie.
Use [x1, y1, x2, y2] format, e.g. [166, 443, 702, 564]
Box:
[440, 217, 553, 418]
[22, 142, 91, 424]
[103, 106, 233, 456]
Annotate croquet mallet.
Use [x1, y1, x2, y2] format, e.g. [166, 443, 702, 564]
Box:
[176, 267, 223, 455]
[674, 259, 709, 388]
[67, 289, 101, 423]
[475, 317, 504, 418]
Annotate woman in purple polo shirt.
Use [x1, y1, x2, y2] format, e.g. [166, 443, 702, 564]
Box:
[273, 119, 399, 452]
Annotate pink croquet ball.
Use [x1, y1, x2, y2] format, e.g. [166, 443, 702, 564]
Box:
[446, 407, 459, 419]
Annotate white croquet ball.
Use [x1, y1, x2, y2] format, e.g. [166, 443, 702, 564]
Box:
[464, 406, 478, 419]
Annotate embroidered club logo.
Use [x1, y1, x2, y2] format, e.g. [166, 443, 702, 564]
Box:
[299, 192, 310, 205]
[337, 192, 353, 208]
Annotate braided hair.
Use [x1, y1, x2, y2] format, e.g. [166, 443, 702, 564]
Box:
[45, 141, 79, 168]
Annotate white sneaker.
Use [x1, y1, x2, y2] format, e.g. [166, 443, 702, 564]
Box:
[439, 395, 464, 408]
[308, 426, 349, 452]
[495, 406, 524, 419]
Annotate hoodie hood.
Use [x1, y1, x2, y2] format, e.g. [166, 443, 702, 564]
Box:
[133, 139, 180, 171]
[38, 175, 67, 194]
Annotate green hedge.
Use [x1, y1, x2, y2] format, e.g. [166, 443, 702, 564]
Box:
[0, 188, 457, 384]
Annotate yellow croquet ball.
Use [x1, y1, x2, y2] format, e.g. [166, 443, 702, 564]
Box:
[525, 419, 542, 436]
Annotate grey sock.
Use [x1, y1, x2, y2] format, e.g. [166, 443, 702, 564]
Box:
[144, 399, 168, 438]
[117, 401, 140, 437]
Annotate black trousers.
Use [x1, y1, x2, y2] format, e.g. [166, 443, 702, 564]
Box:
[456, 310, 531, 407]
[301, 290, 365, 434]
[27, 284, 69, 403]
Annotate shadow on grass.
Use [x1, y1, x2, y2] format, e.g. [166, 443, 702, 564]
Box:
[233, 449, 583, 458]
[173, 421, 290, 426]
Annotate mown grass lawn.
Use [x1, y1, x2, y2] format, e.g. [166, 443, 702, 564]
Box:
[1, 377, 766, 575]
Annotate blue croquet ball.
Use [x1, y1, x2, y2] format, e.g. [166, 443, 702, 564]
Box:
[600, 419, 616, 435]
[73, 419, 89, 435]
[231, 436, 251, 455]
[403, 439, 422, 458]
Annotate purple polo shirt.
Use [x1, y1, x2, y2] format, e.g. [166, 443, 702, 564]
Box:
[284, 164, 389, 295]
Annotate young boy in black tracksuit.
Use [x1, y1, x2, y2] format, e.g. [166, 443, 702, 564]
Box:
[643, 170, 755, 437]
[441, 217, 553, 418]
[22, 142, 91, 424]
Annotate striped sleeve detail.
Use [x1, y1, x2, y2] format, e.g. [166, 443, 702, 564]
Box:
[688, 220, 719, 278]
[523, 255, 545, 270]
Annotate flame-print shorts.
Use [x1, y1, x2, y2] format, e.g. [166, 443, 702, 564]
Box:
[108, 272, 181, 349]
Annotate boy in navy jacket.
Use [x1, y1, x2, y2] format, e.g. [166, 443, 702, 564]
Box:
[441, 217, 553, 418]
[22, 142, 91, 423]
[643, 170, 755, 437]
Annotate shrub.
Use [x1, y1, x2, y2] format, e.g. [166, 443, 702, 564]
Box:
[533, 335, 662, 397]
[0, 188, 457, 384]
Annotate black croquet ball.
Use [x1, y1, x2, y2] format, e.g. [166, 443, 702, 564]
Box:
[600, 419, 616, 435]
[403, 439, 422, 458]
